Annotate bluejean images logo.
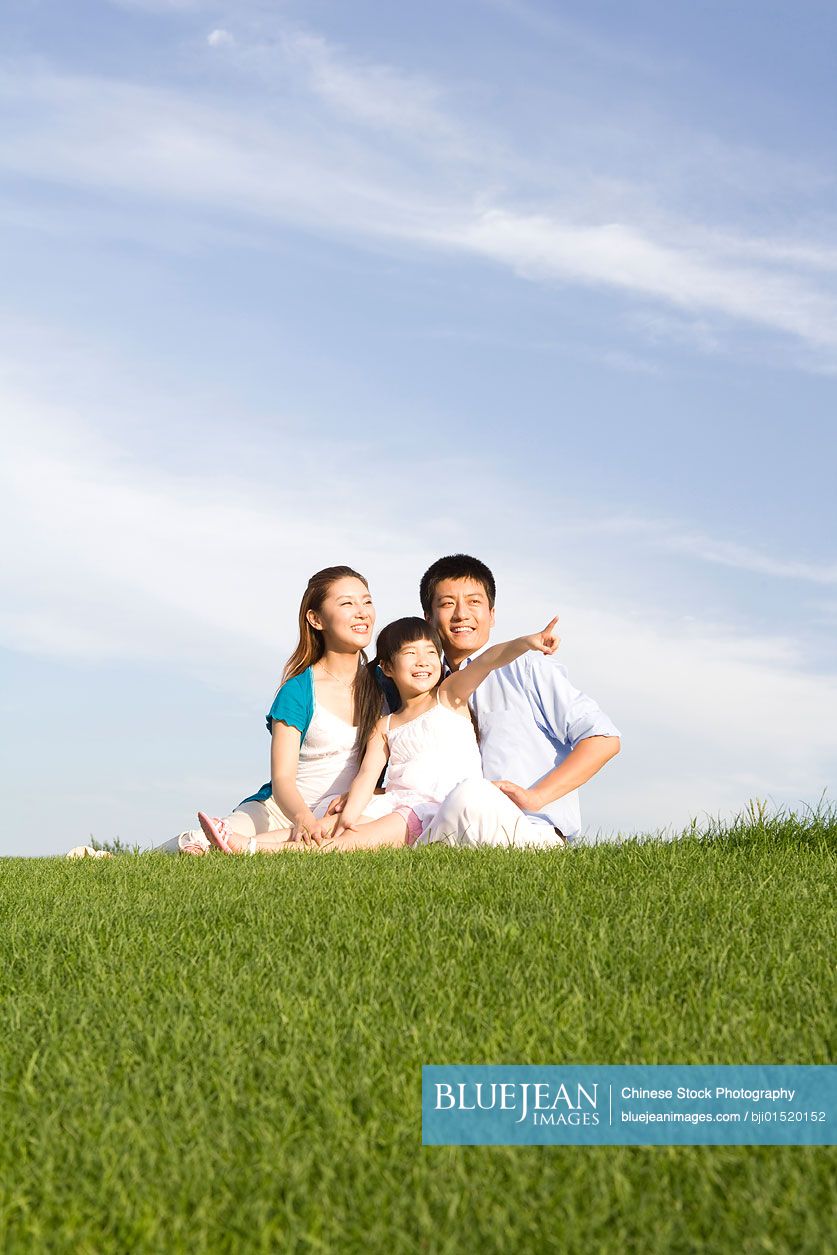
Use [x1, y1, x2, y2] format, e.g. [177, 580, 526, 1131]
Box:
[422, 1065, 836, 1146]
[434, 1078, 601, 1127]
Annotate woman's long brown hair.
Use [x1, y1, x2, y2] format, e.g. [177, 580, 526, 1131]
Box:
[281, 565, 383, 749]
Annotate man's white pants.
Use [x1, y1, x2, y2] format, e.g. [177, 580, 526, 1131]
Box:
[416, 778, 566, 849]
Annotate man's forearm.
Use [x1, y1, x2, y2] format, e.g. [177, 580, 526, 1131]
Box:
[530, 736, 620, 809]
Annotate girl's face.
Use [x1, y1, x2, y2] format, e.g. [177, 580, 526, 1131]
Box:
[383, 637, 442, 699]
[309, 577, 375, 652]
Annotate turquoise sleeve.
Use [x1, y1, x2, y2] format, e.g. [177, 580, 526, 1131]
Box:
[240, 670, 313, 807]
[268, 673, 308, 734]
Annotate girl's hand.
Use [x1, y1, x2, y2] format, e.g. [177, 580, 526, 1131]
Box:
[332, 814, 360, 842]
[493, 780, 539, 813]
[523, 616, 560, 656]
[324, 793, 347, 816]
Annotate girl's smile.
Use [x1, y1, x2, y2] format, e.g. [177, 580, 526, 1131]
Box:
[385, 640, 442, 697]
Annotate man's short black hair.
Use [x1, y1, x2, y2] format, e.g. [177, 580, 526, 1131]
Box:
[419, 554, 497, 615]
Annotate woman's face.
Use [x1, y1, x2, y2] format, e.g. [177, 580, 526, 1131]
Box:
[309, 576, 375, 652]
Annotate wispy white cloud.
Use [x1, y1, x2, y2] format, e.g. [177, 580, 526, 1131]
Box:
[0, 65, 433, 235]
[207, 28, 234, 48]
[2, 34, 836, 363]
[481, 0, 682, 79]
[715, 235, 837, 275]
[0, 344, 454, 677]
[658, 533, 837, 587]
[441, 211, 837, 351]
[281, 30, 453, 141]
[558, 513, 837, 588]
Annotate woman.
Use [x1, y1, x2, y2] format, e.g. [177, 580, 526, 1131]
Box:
[157, 565, 388, 854]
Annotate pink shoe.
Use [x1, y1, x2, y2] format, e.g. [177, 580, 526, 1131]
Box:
[197, 812, 235, 854]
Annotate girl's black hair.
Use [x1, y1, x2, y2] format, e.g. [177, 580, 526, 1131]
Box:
[372, 617, 444, 671]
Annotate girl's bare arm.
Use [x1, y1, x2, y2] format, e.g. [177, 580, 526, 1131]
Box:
[439, 617, 560, 710]
[333, 723, 389, 837]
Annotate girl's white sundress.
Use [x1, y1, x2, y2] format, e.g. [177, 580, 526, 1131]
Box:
[382, 698, 483, 839]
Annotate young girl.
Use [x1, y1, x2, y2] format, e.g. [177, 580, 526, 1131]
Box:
[203, 612, 559, 854]
[161, 565, 389, 855]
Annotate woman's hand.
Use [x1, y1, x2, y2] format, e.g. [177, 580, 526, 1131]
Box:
[522, 616, 560, 656]
[289, 813, 331, 846]
[493, 780, 540, 813]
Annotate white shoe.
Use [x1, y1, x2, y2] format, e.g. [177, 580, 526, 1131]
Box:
[176, 830, 210, 855]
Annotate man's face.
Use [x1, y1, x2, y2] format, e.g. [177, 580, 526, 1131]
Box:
[426, 578, 495, 667]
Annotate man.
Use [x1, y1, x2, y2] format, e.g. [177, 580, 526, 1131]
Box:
[417, 554, 620, 847]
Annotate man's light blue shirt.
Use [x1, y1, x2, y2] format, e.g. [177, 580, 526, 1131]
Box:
[458, 649, 621, 841]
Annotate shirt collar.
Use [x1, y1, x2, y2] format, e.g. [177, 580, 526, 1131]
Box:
[442, 641, 491, 675]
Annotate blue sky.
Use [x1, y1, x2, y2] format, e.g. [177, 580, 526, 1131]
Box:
[2, 0, 836, 854]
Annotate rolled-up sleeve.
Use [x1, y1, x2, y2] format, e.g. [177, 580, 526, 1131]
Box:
[529, 656, 621, 749]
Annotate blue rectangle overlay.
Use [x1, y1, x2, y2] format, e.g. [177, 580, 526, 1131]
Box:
[422, 1066, 836, 1145]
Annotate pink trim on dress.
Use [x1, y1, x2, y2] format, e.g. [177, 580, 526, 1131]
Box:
[394, 806, 423, 846]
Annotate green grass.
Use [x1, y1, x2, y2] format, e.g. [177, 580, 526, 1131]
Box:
[1, 808, 834, 1253]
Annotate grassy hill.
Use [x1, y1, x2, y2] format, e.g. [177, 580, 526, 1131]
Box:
[0, 808, 834, 1252]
